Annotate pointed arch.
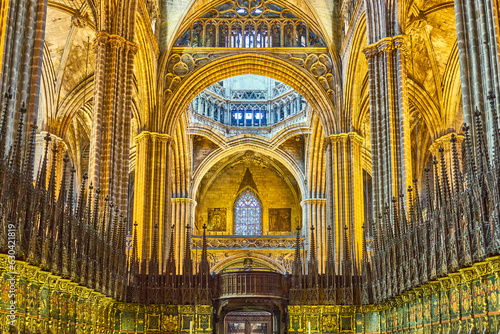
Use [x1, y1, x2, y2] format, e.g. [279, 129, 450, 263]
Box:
[233, 187, 263, 236]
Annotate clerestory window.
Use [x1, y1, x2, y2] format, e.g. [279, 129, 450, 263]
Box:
[174, 0, 326, 48]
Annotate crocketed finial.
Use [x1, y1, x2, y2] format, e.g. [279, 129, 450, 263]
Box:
[47, 140, 59, 201]
[309, 223, 317, 262]
[462, 123, 476, 185]
[438, 147, 451, 204]
[474, 107, 489, 172]
[36, 133, 52, 190]
[407, 186, 414, 230]
[0, 87, 13, 160]
[450, 134, 463, 195]
[432, 156, 442, 209]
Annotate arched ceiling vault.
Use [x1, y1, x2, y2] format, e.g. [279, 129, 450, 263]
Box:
[191, 143, 306, 201]
[41, 2, 155, 138]
[196, 150, 302, 204]
[343, 12, 367, 132]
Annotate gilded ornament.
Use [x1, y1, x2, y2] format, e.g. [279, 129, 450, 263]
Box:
[460, 268, 475, 282]
[474, 262, 489, 277]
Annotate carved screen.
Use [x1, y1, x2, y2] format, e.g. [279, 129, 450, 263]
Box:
[234, 188, 262, 235]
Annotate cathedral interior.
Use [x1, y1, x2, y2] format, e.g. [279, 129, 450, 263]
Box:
[2, 0, 500, 333]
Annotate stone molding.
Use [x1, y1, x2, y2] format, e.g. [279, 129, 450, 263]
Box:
[71, 12, 89, 28]
[362, 35, 409, 58]
[192, 236, 299, 250]
[300, 198, 327, 207]
[164, 47, 334, 101]
[327, 131, 363, 145]
[93, 31, 139, 55]
[171, 197, 197, 206]
[134, 131, 174, 145]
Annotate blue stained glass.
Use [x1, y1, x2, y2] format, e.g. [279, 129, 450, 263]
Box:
[234, 188, 262, 235]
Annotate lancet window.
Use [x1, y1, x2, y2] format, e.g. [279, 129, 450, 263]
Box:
[234, 188, 262, 236]
[175, 0, 326, 48]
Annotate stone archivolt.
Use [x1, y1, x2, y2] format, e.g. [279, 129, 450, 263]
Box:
[164, 48, 334, 105]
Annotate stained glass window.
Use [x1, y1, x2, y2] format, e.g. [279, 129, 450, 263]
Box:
[234, 188, 262, 235]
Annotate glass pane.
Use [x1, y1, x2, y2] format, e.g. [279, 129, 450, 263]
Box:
[234, 188, 262, 235]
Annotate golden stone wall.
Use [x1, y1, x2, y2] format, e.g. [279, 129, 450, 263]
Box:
[0, 255, 212, 334]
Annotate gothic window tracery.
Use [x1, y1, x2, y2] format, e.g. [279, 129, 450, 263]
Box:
[192, 77, 305, 127]
[175, 0, 326, 48]
[234, 188, 262, 236]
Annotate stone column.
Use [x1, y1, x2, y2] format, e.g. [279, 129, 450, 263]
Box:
[325, 132, 364, 272]
[0, 0, 9, 78]
[34, 131, 68, 196]
[88, 32, 138, 214]
[197, 96, 202, 113]
[428, 133, 464, 191]
[363, 36, 412, 233]
[300, 198, 327, 272]
[225, 104, 231, 124]
[171, 197, 197, 274]
[0, 0, 48, 143]
[133, 131, 172, 270]
[454, 0, 500, 158]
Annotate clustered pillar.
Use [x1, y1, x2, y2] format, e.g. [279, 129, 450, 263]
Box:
[133, 131, 173, 271]
[300, 198, 327, 272]
[88, 32, 138, 215]
[454, 0, 500, 155]
[325, 132, 364, 272]
[0, 0, 48, 143]
[171, 197, 197, 274]
[363, 36, 413, 238]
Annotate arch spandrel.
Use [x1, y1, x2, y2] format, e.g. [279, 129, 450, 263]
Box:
[161, 53, 338, 136]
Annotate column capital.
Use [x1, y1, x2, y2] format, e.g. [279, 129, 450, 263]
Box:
[326, 132, 364, 146]
[38, 131, 68, 151]
[300, 198, 327, 207]
[71, 12, 89, 28]
[134, 131, 174, 145]
[362, 35, 409, 59]
[93, 31, 139, 55]
[171, 197, 197, 206]
[428, 132, 464, 155]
